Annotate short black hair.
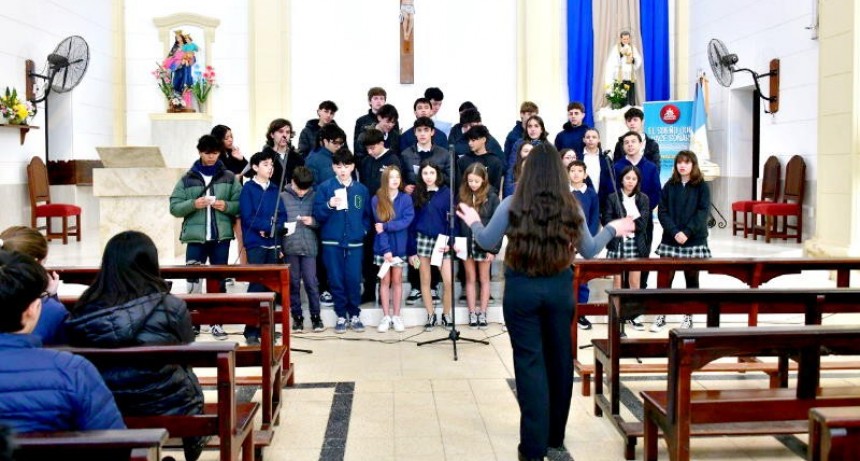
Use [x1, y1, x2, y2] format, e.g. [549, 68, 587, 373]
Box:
[361, 128, 385, 147]
[464, 124, 490, 141]
[0, 250, 48, 333]
[460, 108, 482, 125]
[413, 97, 432, 111]
[413, 116, 435, 130]
[318, 100, 338, 112]
[332, 147, 355, 166]
[621, 131, 642, 143]
[624, 107, 644, 121]
[377, 104, 399, 122]
[424, 87, 444, 101]
[458, 101, 476, 113]
[196, 134, 220, 153]
[250, 149, 276, 167]
[319, 123, 347, 143]
[292, 166, 314, 189]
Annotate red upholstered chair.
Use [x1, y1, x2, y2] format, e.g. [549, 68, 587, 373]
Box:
[26, 156, 81, 244]
[731, 155, 780, 238]
[751, 155, 806, 243]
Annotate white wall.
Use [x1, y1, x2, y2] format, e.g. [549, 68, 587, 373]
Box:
[0, 0, 116, 229]
[289, 0, 518, 146]
[688, 0, 819, 229]
[124, 1, 250, 149]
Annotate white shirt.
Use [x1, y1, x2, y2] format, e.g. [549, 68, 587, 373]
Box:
[582, 149, 601, 193]
[201, 173, 214, 241]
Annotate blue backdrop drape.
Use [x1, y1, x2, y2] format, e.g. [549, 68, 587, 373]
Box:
[639, 0, 670, 101]
[566, 0, 595, 127]
[566, 0, 669, 123]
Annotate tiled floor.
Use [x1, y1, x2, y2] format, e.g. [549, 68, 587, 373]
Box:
[48, 225, 859, 460]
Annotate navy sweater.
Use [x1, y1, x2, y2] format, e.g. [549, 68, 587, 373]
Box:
[658, 180, 711, 247]
[371, 191, 415, 257]
[313, 177, 371, 247]
[554, 122, 590, 155]
[240, 178, 288, 250]
[407, 187, 452, 255]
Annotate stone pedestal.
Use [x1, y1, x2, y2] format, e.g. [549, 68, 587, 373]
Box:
[94, 147, 186, 263]
[595, 107, 629, 152]
[149, 113, 213, 168]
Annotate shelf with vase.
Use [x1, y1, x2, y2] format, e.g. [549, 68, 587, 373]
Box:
[0, 123, 39, 145]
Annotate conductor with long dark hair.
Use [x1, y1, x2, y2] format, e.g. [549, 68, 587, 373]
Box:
[457, 143, 634, 460]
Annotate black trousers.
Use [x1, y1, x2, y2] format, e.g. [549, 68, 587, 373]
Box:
[504, 267, 574, 458]
[361, 229, 377, 299]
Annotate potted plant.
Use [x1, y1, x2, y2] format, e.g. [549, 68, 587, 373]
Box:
[605, 81, 630, 110]
[0, 87, 37, 125]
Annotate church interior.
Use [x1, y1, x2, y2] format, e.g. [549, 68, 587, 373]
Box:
[1, 0, 859, 460]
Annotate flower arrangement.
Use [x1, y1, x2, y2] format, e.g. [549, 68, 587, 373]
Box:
[191, 66, 217, 105]
[0, 87, 37, 125]
[153, 63, 174, 101]
[605, 80, 630, 110]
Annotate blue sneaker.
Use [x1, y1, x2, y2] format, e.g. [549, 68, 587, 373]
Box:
[350, 316, 365, 333]
[334, 317, 347, 334]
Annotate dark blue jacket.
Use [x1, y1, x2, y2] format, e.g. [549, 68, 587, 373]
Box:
[456, 151, 505, 196]
[554, 122, 590, 155]
[408, 187, 451, 255]
[372, 192, 415, 257]
[305, 147, 336, 186]
[240, 178, 289, 250]
[573, 186, 600, 236]
[400, 145, 452, 186]
[399, 128, 448, 154]
[313, 177, 371, 248]
[586, 151, 618, 212]
[453, 134, 505, 169]
[358, 149, 404, 196]
[503, 121, 524, 162]
[658, 180, 711, 247]
[33, 295, 68, 345]
[614, 156, 661, 212]
[0, 334, 125, 433]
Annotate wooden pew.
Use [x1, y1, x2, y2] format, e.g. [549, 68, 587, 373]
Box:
[51, 264, 295, 386]
[59, 292, 283, 449]
[809, 407, 860, 461]
[572, 258, 860, 396]
[13, 428, 168, 461]
[594, 288, 860, 460]
[61, 343, 258, 461]
[641, 325, 860, 461]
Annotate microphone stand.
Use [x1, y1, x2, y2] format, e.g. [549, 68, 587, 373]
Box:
[270, 146, 312, 354]
[603, 152, 629, 339]
[417, 144, 489, 360]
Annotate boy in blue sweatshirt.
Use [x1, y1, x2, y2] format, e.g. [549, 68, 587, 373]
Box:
[313, 148, 371, 334]
[568, 159, 599, 330]
[240, 150, 288, 344]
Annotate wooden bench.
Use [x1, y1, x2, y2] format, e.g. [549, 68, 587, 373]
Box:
[62, 342, 258, 461]
[809, 406, 860, 461]
[641, 325, 860, 461]
[594, 288, 860, 459]
[13, 428, 168, 461]
[572, 258, 860, 396]
[59, 292, 283, 449]
[51, 264, 295, 386]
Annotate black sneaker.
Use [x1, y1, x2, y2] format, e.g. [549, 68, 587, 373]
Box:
[577, 317, 592, 330]
[291, 314, 304, 333]
[441, 313, 452, 330]
[405, 288, 421, 305]
[626, 317, 645, 331]
[468, 312, 479, 329]
[424, 313, 437, 332]
[192, 325, 200, 336]
[477, 312, 488, 330]
[311, 315, 325, 332]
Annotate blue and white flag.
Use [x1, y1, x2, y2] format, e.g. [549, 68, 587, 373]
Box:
[689, 81, 710, 161]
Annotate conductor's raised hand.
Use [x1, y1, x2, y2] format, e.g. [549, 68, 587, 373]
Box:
[456, 203, 480, 226]
[607, 216, 636, 238]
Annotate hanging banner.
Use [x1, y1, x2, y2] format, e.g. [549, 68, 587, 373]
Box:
[643, 100, 693, 185]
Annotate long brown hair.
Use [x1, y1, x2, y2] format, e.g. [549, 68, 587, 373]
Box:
[507, 143, 584, 277]
[0, 226, 48, 261]
[413, 161, 445, 209]
[669, 150, 704, 185]
[374, 165, 403, 222]
[458, 163, 489, 208]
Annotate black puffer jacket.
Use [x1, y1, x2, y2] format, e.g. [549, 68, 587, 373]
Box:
[65, 292, 203, 418]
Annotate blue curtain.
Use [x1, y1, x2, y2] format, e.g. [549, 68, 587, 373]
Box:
[639, 0, 670, 101]
[566, 0, 595, 127]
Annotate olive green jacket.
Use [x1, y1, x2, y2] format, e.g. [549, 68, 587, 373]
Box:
[169, 163, 241, 243]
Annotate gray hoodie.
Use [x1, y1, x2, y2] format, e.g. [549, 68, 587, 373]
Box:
[280, 184, 319, 256]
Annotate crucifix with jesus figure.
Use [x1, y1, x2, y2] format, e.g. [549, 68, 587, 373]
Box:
[400, 0, 414, 84]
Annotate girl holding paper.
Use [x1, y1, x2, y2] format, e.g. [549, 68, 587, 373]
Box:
[456, 163, 500, 330]
[408, 161, 454, 332]
[371, 166, 414, 333]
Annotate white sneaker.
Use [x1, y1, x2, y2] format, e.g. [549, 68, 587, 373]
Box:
[377, 315, 391, 333]
[679, 315, 693, 329]
[392, 316, 405, 332]
[650, 315, 667, 333]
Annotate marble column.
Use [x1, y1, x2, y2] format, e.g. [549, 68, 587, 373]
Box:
[149, 113, 213, 169]
[805, 0, 860, 257]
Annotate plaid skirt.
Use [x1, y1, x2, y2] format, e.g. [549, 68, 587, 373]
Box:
[655, 243, 712, 259]
[470, 239, 490, 262]
[606, 237, 638, 260]
[374, 254, 408, 266]
[416, 232, 450, 259]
